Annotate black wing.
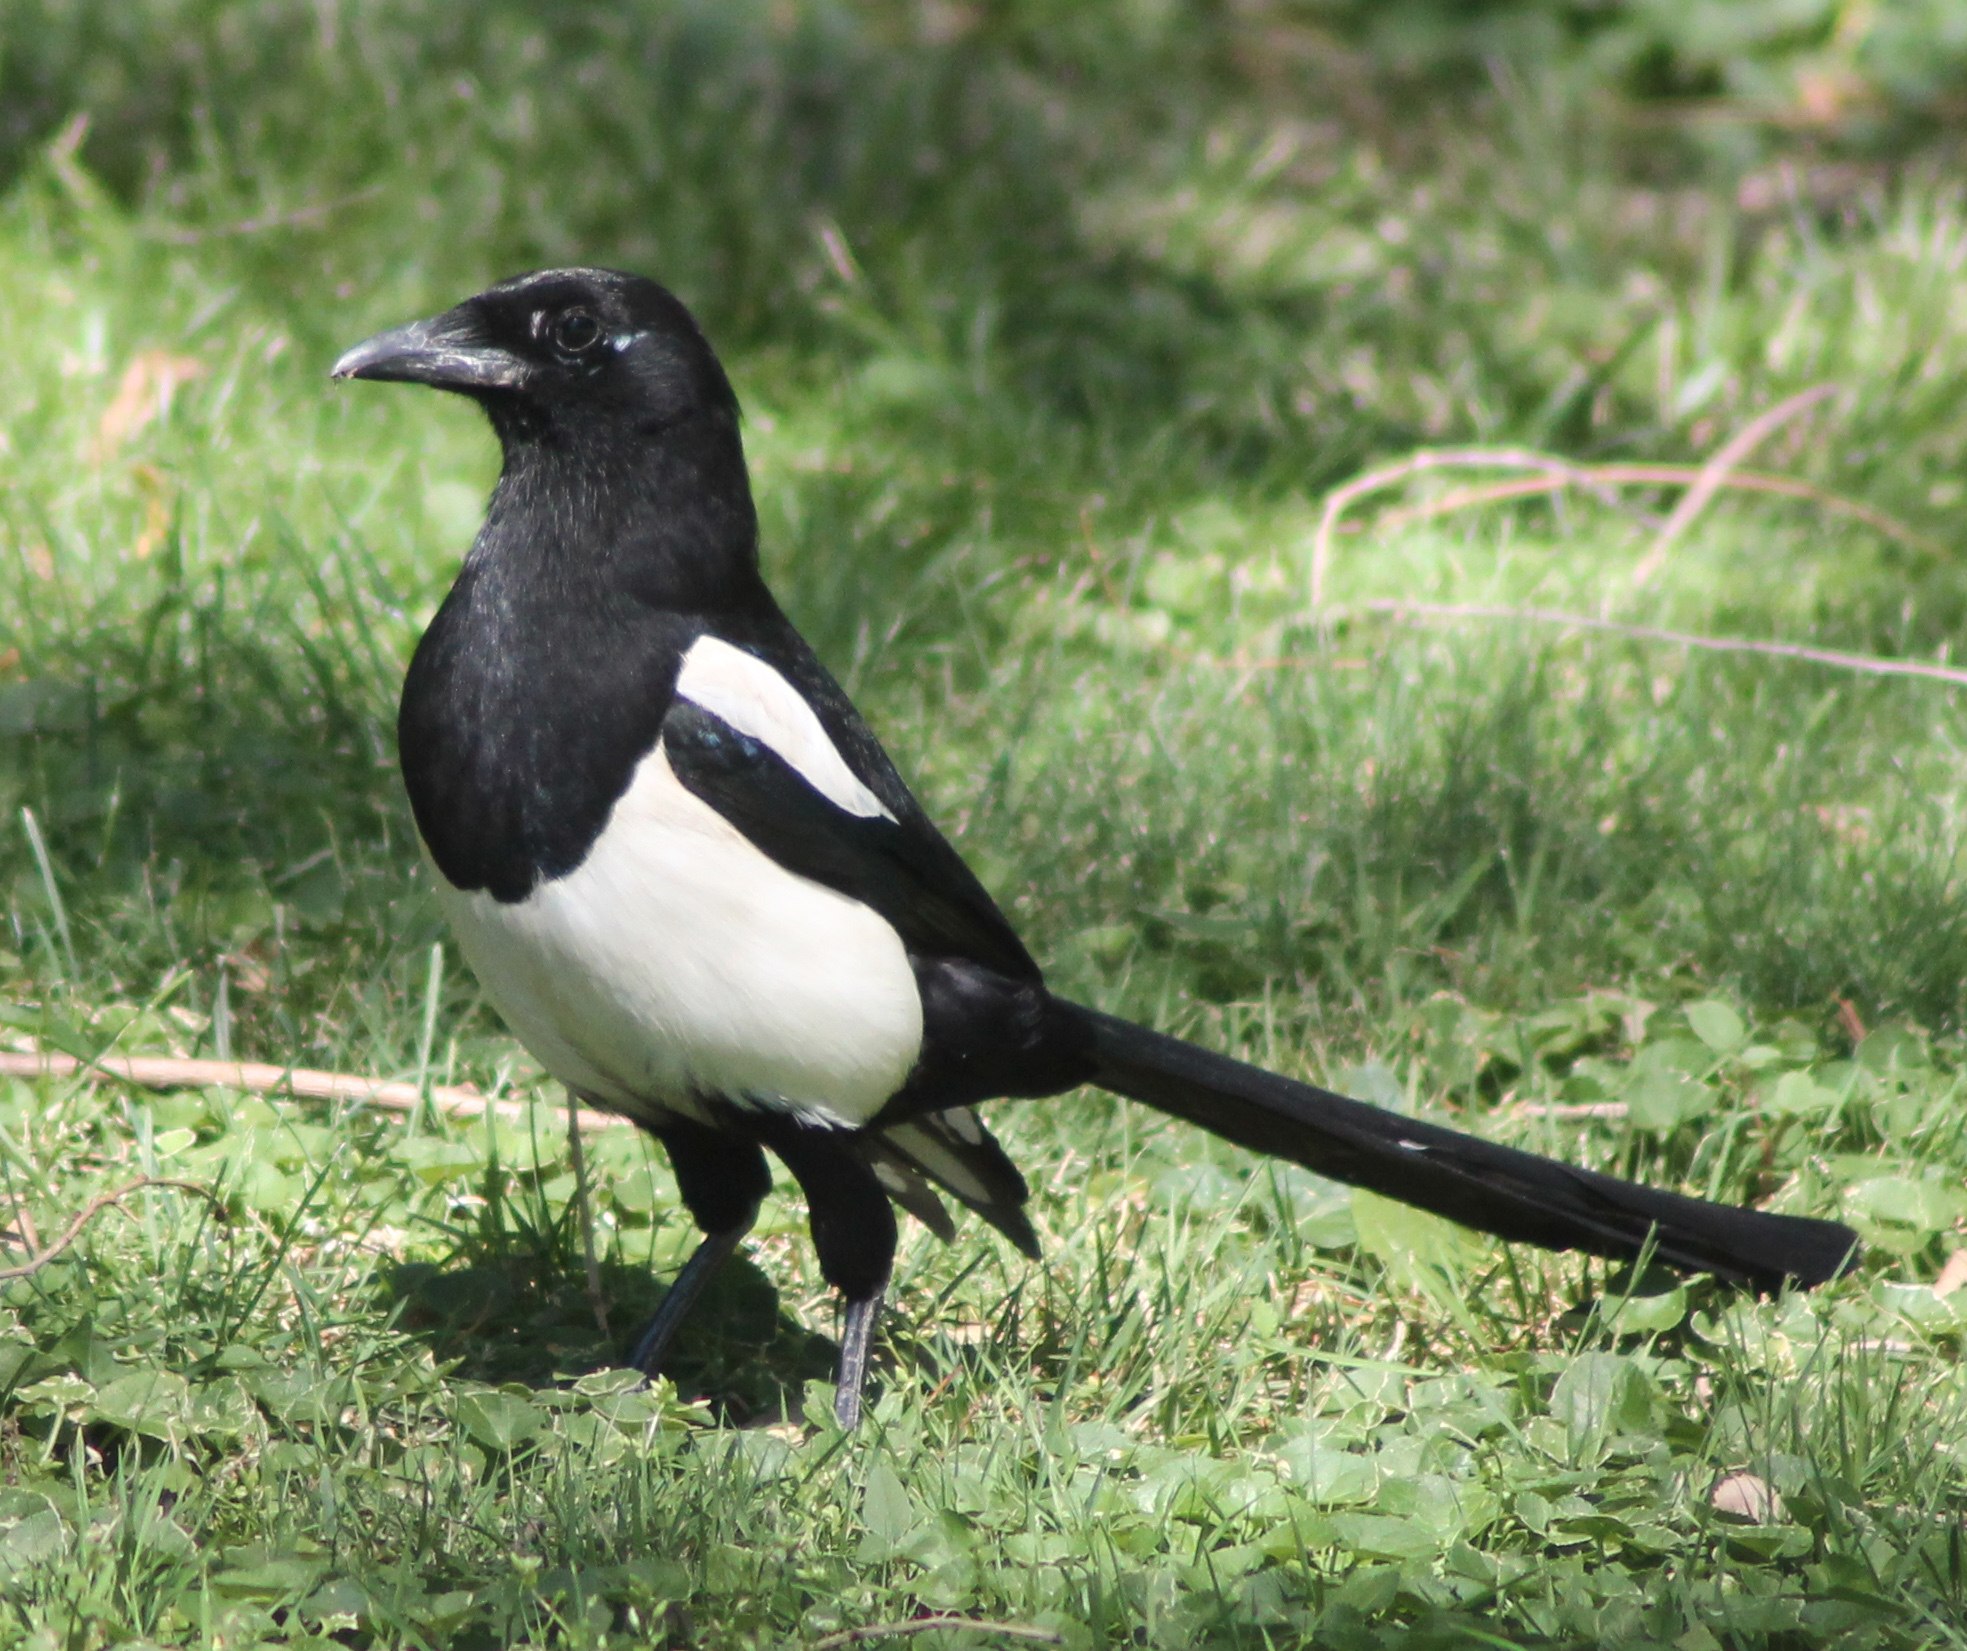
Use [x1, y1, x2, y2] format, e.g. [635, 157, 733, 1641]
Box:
[660, 696, 1039, 982]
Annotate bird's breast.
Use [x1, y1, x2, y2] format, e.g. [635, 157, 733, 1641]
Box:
[432, 739, 925, 1128]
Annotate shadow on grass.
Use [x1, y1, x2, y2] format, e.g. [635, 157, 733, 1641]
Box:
[379, 1240, 838, 1426]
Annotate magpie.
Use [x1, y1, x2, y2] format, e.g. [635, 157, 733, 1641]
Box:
[334, 268, 1858, 1427]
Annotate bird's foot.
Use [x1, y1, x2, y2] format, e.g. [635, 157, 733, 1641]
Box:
[833, 1286, 886, 1429]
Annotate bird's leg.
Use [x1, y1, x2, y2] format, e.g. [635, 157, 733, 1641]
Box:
[748, 1117, 899, 1432]
[631, 1119, 774, 1380]
[629, 1218, 753, 1377]
[833, 1284, 888, 1430]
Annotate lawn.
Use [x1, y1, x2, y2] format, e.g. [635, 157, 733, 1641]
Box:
[3, 2, 1967, 1646]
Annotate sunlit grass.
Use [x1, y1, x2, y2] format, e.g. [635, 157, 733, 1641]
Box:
[3, 3, 1967, 1646]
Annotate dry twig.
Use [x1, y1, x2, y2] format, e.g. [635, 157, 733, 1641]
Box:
[0, 1051, 625, 1133]
[1631, 383, 1839, 586]
[0, 1177, 219, 1281]
[565, 1101, 611, 1334]
[1310, 448, 1600, 607]
[1510, 1101, 1631, 1121]
[1365, 463, 1935, 554]
[1308, 440, 1942, 609]
[1371, 601, 1967, 686]
[807, 1620, 1063, 1651]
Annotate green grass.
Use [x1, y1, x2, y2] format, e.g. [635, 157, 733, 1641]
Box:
[4, 2, 1967, 1645]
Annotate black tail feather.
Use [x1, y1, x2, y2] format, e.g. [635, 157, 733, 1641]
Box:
[1070, 1003, 1857, 1292]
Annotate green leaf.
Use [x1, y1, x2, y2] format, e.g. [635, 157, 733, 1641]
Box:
[90, 1369, 193, 1440]
[242, 1366, 349, 1425]
[570, 1367, 647, 1400]
[1549, 1353, 1656, 1444]
[1855, 1025, 1929, 1074]
[302, 1576, 372, 1629]
[1630, 1036, 1714, 1077]
[1271, 1441, 1377, 1506]
[212, 1552, 329, 1600]
[1597, 1283, 1688, 1335]
[456, 1389, 542, 1450]
[396, 1137, 484, 1186]
[1849, 1176, 1966, 1233]
[13, 1374, 95, 1421]
[1765, 1071, 1839, 1116]
[1319, 1512, 1436, 1561]
[1685, 1000, 1747, 1054]
[189, 1375, 262, 1440]
[1723, 1524, 1815, 1561]
[1336, 1062, 1405, 1110]
[0, 1333, 39, 1395]
[1352, 1190, 1484, 1283]
[0, 1507, 67, 1577]
[1623, 1067, 1711, 1132]
[1376, 1472, 1497, 1543]
[859, 1459, 918, 1559]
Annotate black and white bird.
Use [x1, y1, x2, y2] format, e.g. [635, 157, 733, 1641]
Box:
[334, 268, 1857, 1427]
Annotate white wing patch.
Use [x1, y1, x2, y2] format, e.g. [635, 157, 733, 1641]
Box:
[937, 1108, 984, 1145]
[877, 1114, 999, 1208]
[675, 635, 894, 821]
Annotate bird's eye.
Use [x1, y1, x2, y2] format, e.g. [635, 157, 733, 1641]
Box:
[550, 308, 602, 355]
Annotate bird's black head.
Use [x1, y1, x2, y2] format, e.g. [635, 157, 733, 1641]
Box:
[332, 267, 739, 449]
[335, 269, 763, 603]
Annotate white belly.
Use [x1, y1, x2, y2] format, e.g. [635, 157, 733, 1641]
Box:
[435, 741, 924, 1129]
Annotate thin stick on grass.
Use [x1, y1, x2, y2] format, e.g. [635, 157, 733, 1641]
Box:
[1370, 473, 1668, 533]
[0, 1177, 220, 1281]
[1166, 596, 1967, 688]
[1606, 464, 1937, 553]
[1511, 1101, 1631, 1121]
[1310, 448, 1603, 607]
[1370, 600, 1967, 687]
[566, 1099, 611, 1334]
[1366, 464, 1937, 554]
[807, 1619, 1063, 1650]
[1630, 382, 1839, 586]
[1309, 442, 1943, 609]
[0, 1052, 627, 1132]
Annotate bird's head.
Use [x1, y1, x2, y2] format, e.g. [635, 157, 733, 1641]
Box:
[332, 267, 740, 449]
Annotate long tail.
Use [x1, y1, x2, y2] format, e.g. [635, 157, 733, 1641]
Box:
[1070, 1004, 1857, 1291]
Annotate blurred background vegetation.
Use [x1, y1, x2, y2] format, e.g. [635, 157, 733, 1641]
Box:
[6, 0, 1967, 1052]
[6, 5, 1967, 1647]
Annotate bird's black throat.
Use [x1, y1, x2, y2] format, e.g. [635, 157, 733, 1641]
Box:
[398, 403, 767, 901]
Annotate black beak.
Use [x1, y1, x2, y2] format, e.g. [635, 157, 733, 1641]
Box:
[331, 306, 528, 392]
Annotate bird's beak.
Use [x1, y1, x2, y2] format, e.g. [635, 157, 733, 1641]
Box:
[331, 306, 528, 392]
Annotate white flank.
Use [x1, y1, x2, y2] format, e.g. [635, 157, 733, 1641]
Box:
[674, 635, 894, 820]
[436, 741, 922, 1129]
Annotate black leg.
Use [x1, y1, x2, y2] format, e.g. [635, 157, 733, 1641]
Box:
[627, 1119, 773, 1377]
[751, 1117, 898, 1430]
[629, 1220, 751, 1375]
[834, 1287, 886, 1430]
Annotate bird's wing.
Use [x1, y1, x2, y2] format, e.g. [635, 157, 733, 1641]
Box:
[864, 1109, 1039, 1256]
[659, 635, 1038, 982]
